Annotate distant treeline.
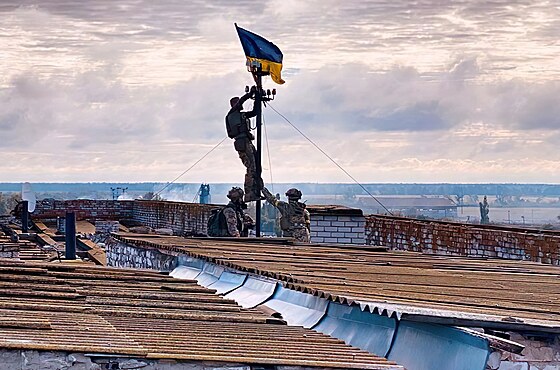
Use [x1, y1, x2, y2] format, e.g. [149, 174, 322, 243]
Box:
[1, 183, 560, 197]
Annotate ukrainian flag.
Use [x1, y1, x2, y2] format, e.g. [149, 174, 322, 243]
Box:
[235, 24, 285, 84]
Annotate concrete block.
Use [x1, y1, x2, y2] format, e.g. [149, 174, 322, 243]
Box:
[344, 222, 359, 227]
[337, 238, 352, 244]
[317, 221, 331, 227]
[324, 216, 338, 221]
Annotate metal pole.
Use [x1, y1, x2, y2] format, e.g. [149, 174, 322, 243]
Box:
[65, 212, 76, 260]
[21, 201, 29, 233]
[255, 69, 263, 237]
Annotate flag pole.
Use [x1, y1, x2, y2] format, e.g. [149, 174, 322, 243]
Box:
[255, 66, 263, 238]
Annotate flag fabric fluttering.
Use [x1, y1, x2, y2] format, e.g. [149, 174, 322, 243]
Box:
[235, 24, 285, 84]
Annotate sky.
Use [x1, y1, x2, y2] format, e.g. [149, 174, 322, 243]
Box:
[1, 0, 559, 184]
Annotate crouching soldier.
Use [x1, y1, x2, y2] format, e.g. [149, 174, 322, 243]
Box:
[207, 187, 255, 237]
[262, 187, 310, 242]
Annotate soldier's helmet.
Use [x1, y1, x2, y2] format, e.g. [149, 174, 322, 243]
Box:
[227, 187, 244, 201]
[285, 188, 302, 200]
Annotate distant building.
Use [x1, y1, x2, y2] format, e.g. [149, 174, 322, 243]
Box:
[357, 195, 458, 219]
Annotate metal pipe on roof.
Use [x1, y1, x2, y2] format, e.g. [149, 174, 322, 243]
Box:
[21, 201, 29, 233]
[65, 212, 76, 260]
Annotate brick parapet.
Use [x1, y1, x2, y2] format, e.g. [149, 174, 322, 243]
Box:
[366, 215, 560, 264]
[32, 199, 368, 244]
[309, 212, 366, 245]
[132, 200, 214, 236]
[33, 199, 134, 221]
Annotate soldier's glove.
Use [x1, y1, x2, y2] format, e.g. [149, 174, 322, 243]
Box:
[243, 215, 255, 229]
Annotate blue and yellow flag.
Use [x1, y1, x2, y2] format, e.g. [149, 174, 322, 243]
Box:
[235, 24, 285, 84]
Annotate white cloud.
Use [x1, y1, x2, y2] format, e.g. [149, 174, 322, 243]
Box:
[0, 0, 559, 183]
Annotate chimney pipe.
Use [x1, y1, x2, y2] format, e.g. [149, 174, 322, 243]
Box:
[21, 201, 29, 233]
[65, 212, 76, 260]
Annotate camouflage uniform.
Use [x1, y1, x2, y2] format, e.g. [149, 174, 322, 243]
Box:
[226, 90, 262, 202]
[222, 187, 255, 237]
[262, 187, 310, 243]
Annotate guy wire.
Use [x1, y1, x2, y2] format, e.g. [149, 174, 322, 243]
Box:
[267, 104, 393, 215]
[155, 137, 228, 196]
[262, 112, 274, 193]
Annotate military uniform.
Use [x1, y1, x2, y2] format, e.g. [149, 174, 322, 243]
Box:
[262, 187, 310, 243]
[221, 187, 255, 237]
[226, 90, 262, 202]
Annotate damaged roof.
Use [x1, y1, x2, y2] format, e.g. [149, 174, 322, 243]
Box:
[0, 259, 401, 370]
[115, 234, 560, 333]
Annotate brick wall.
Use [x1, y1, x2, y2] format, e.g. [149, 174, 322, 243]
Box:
[132, 200, 214, 236]
[33, 199, 134, 221]
[367, 215, 560, 265]
[32, 199, 368, 244]
[488, 332, 560, 369]
[308, 205, 366, 244]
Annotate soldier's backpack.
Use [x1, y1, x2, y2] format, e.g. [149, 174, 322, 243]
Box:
[207, 208, 229, 237]
[225, 111, 244, 139]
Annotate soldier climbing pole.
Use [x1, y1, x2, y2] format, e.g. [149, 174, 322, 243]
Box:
[235, 24, 284, 237]
[247, 63, 276, 237]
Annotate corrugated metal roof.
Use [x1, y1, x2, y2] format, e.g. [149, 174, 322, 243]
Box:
[115, 234, 560, 333]
[0, 258, 401, 370]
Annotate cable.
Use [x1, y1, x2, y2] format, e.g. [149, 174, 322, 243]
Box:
[267, 104, 393, 215]
[262, 112, 274, 193]
[155, 137, 228, 196]
[191, 189, 200, 203]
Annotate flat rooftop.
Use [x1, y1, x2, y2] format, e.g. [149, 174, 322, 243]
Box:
[115, 233, 560, 333]
[0, 258, 401, 369]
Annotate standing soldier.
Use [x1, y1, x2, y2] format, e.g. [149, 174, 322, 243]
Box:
[225, 87, 263, 202]
[207, 187, 255, 237]
[262, 187, 310, 242]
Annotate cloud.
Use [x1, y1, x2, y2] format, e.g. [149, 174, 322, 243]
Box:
[1, 0, 559, 183]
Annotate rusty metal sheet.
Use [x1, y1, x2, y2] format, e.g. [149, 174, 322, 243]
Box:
[115, 234, 560, 333]
[224, 276, 278, 308]
[262, 285, 328, 328]
[207, 271, 247, 294]
[0, 259, 403, 370]
[387, 321, 490, 370]
[314, 302, 397, 357]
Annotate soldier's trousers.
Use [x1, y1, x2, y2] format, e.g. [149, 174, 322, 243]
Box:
[283, 228, 311, 243]
[234, 137, 261, 202]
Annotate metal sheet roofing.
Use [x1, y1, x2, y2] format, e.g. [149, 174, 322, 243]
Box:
[115, 234, 560, 333]
[0, 258, 400, 369]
